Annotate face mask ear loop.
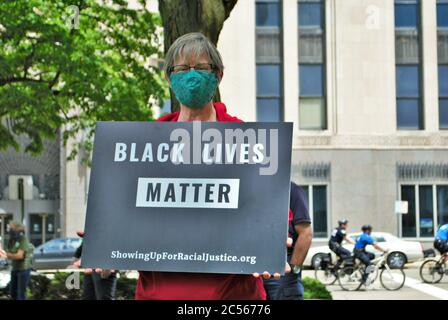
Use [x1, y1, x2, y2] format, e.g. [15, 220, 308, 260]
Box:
[214, 70, 222, 85]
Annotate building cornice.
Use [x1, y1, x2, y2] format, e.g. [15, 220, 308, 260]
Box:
[293, 134, 448, 150]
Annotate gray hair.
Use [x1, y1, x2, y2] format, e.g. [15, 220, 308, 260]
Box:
[9, 220, 25, 231]
[163, 32, 224, 77]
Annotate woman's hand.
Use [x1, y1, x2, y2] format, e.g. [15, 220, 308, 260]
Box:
[73, 259, 81, 268]
[0, 249, 7, 259]
[84, 267, 115, 277]
[75, 231, 113, 276]
[252, 237, 293, 280]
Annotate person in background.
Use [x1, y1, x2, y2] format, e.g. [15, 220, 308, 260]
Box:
[0, 221, 33, 300]
[353, 225, 388, 285]
[434, 224, 448, 262]
[73, 231, 117, 300]
[328, 219, 354, 270]
[263, 182, 313, 300]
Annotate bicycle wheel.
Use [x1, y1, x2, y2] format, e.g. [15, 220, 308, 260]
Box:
[419, 259, 444, 284]
[338, 266, 363, 291]
[380, 268, 406, 291]
[315, 267, 337, 285]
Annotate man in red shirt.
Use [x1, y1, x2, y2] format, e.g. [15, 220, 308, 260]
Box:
[135, 32, 287, 300]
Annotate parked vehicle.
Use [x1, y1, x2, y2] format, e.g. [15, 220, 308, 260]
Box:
[33, 238, 82, 270]
[304, 232, 424, 269]
[0, 259, 10, 291]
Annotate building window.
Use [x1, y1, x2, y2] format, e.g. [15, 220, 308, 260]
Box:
[439, 66, 448, 129]
[401, 184, 448, 238]
[298, 0, 326, 130]
[256, 0, 283, 122]
[438, 0, 448, 129]
[395, 0, 423, 130]
[438, 185, 448, 225]
[419, 186, 434, 237]
[438, 0, 448, 28]
[300, 184, 328, 238]
[401, 185, 416, 237]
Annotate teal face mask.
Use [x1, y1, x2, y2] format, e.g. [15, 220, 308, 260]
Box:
[169, 70, 218, 109]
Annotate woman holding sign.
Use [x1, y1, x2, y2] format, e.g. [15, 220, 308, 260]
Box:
[134, 32, 291, 300]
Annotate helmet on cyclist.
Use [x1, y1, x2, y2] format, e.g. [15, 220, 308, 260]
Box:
[338, 219, 349, 226]
[361, 224, 372, 232]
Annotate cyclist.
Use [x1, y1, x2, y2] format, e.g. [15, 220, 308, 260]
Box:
[354, 225, 388, 285]
[434, 224, 448, 262]
[328, 219, 354, 269]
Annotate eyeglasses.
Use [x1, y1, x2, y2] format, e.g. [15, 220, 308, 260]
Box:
[169, 63, 217, 74]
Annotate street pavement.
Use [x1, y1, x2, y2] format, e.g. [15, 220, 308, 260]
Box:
[303, 261, 448, 300]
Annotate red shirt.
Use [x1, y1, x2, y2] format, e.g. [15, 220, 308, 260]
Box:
[135, 102, 266, 300]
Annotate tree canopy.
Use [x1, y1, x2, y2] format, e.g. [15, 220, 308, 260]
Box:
[0, 0, 167, 160]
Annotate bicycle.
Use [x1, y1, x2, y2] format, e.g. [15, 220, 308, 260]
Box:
[419, 253, 448, 284]
[337, 252, 406, 291]
[314, 253, 355, 286]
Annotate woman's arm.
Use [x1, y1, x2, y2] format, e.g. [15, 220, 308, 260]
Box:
[6, 249, 25, 260]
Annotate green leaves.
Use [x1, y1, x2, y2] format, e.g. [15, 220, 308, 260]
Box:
[0, 0, 167, 159]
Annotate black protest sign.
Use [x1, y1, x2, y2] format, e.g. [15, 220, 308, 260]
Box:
[81, 121, 293, 274]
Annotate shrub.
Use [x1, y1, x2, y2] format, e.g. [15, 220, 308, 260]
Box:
[302, 277, 332, 300]
[26, 271, 136, 300]
[115, 276, 137, 300]
[46, 272, 83, 300]
[28, 273, 51, 300]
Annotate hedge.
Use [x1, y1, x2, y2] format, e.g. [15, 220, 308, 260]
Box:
[0, 272, 137, 300]
[302, 276, 333, 300]
[1, 272, 332, 300]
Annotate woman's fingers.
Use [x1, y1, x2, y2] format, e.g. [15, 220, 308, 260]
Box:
[76, 231, 85, 238]
[286, 237, 293, 247]
[73, 259, 81, 268]
[253, 268, 287, 279]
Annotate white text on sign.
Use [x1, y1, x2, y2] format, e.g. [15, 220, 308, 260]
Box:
[135, 178, 240, 209]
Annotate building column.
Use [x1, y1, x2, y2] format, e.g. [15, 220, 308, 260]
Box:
[283, 0, 299, 132]
[63, 135, 89, 237]
[218, 0, 257, 121]
[326, 0, 336, 135]
[421, 0, 439, 132]
[59, 131, 66, 237]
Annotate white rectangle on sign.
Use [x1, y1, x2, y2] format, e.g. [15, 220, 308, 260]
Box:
[395, 201, 408, 214]
[136, 178, 240, 209]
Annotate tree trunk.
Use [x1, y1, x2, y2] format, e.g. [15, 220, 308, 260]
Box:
[159, 0, 238, 112]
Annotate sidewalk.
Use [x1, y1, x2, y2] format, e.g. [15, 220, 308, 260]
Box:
[302, 270, 438, 300]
